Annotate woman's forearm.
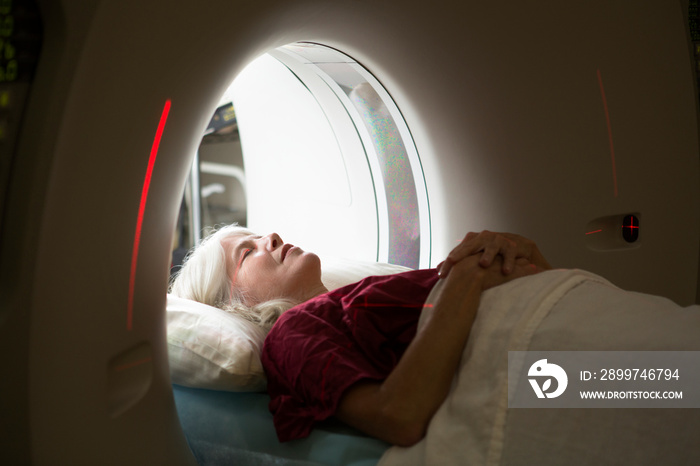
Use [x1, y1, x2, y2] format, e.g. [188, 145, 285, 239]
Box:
[336, 254, 542, 446]
[335, 260, 486, 446]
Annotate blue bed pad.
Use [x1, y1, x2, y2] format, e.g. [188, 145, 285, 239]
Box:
[173, 384, 390, 466]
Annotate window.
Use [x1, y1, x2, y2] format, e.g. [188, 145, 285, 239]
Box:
[172, 43, 429, 272]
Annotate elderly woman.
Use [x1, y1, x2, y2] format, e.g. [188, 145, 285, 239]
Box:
[170, 225, 552, 446]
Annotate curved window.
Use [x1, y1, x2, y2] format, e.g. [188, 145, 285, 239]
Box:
[174, 43, 430, 269]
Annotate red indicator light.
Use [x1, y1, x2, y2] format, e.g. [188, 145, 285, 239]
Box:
[597, 69, 618, 198]
[127, 100, 172, 331]
[621, 214, 639, 243]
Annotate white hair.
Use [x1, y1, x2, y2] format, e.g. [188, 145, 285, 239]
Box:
[169, 224, 297, 332]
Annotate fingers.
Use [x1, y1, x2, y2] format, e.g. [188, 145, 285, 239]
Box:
[437, 259, 453, 279]
[477, 235, 518, 274]
[436, 260, 447, 276]
[438, 230, 530, 278]
[437, 231, 483, 278]
[464, 231, 479, 242]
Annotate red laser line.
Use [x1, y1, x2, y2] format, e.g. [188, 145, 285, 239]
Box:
[114, 356, 153, 373]
[597, 69, 618, 198]
[359, 302, 427, 309]
[585, 229, 603, 235]
[127, 100, 172, 331]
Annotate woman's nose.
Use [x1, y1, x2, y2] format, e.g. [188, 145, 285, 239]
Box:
[263, 233, 283, 250]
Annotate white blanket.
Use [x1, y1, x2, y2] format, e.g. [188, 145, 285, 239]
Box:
[379, 269, 700, 466]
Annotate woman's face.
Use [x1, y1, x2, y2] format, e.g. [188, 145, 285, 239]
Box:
[221, 232, 325, 305]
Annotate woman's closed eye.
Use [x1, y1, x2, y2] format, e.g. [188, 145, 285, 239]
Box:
[239, 247, 254, 266]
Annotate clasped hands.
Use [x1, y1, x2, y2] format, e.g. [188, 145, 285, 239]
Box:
[436, 231, 552, 290]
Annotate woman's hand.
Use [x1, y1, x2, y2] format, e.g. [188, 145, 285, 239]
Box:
[437, 230, 552, 279]
[446, 252, 542, 291]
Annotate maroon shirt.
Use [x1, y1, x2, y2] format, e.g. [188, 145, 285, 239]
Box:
[262, 269, 439, 441]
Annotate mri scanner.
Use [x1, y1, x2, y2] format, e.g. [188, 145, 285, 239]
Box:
[1, 0, 699, 464]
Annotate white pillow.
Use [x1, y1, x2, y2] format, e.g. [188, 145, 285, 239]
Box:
[166, 258, 413, 392]
[166, 294, 268, 392]
[319, 255, 412, 291]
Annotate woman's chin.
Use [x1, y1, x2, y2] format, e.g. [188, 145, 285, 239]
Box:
[298, 252, 323, 279]
[305, 252, 322, 271]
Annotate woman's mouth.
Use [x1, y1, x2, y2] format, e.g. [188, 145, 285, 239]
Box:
[281, 243, 295, 262]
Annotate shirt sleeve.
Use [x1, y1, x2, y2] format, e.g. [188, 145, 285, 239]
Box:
[262, 303, 388, 442]
[261, 269, 439, 442]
